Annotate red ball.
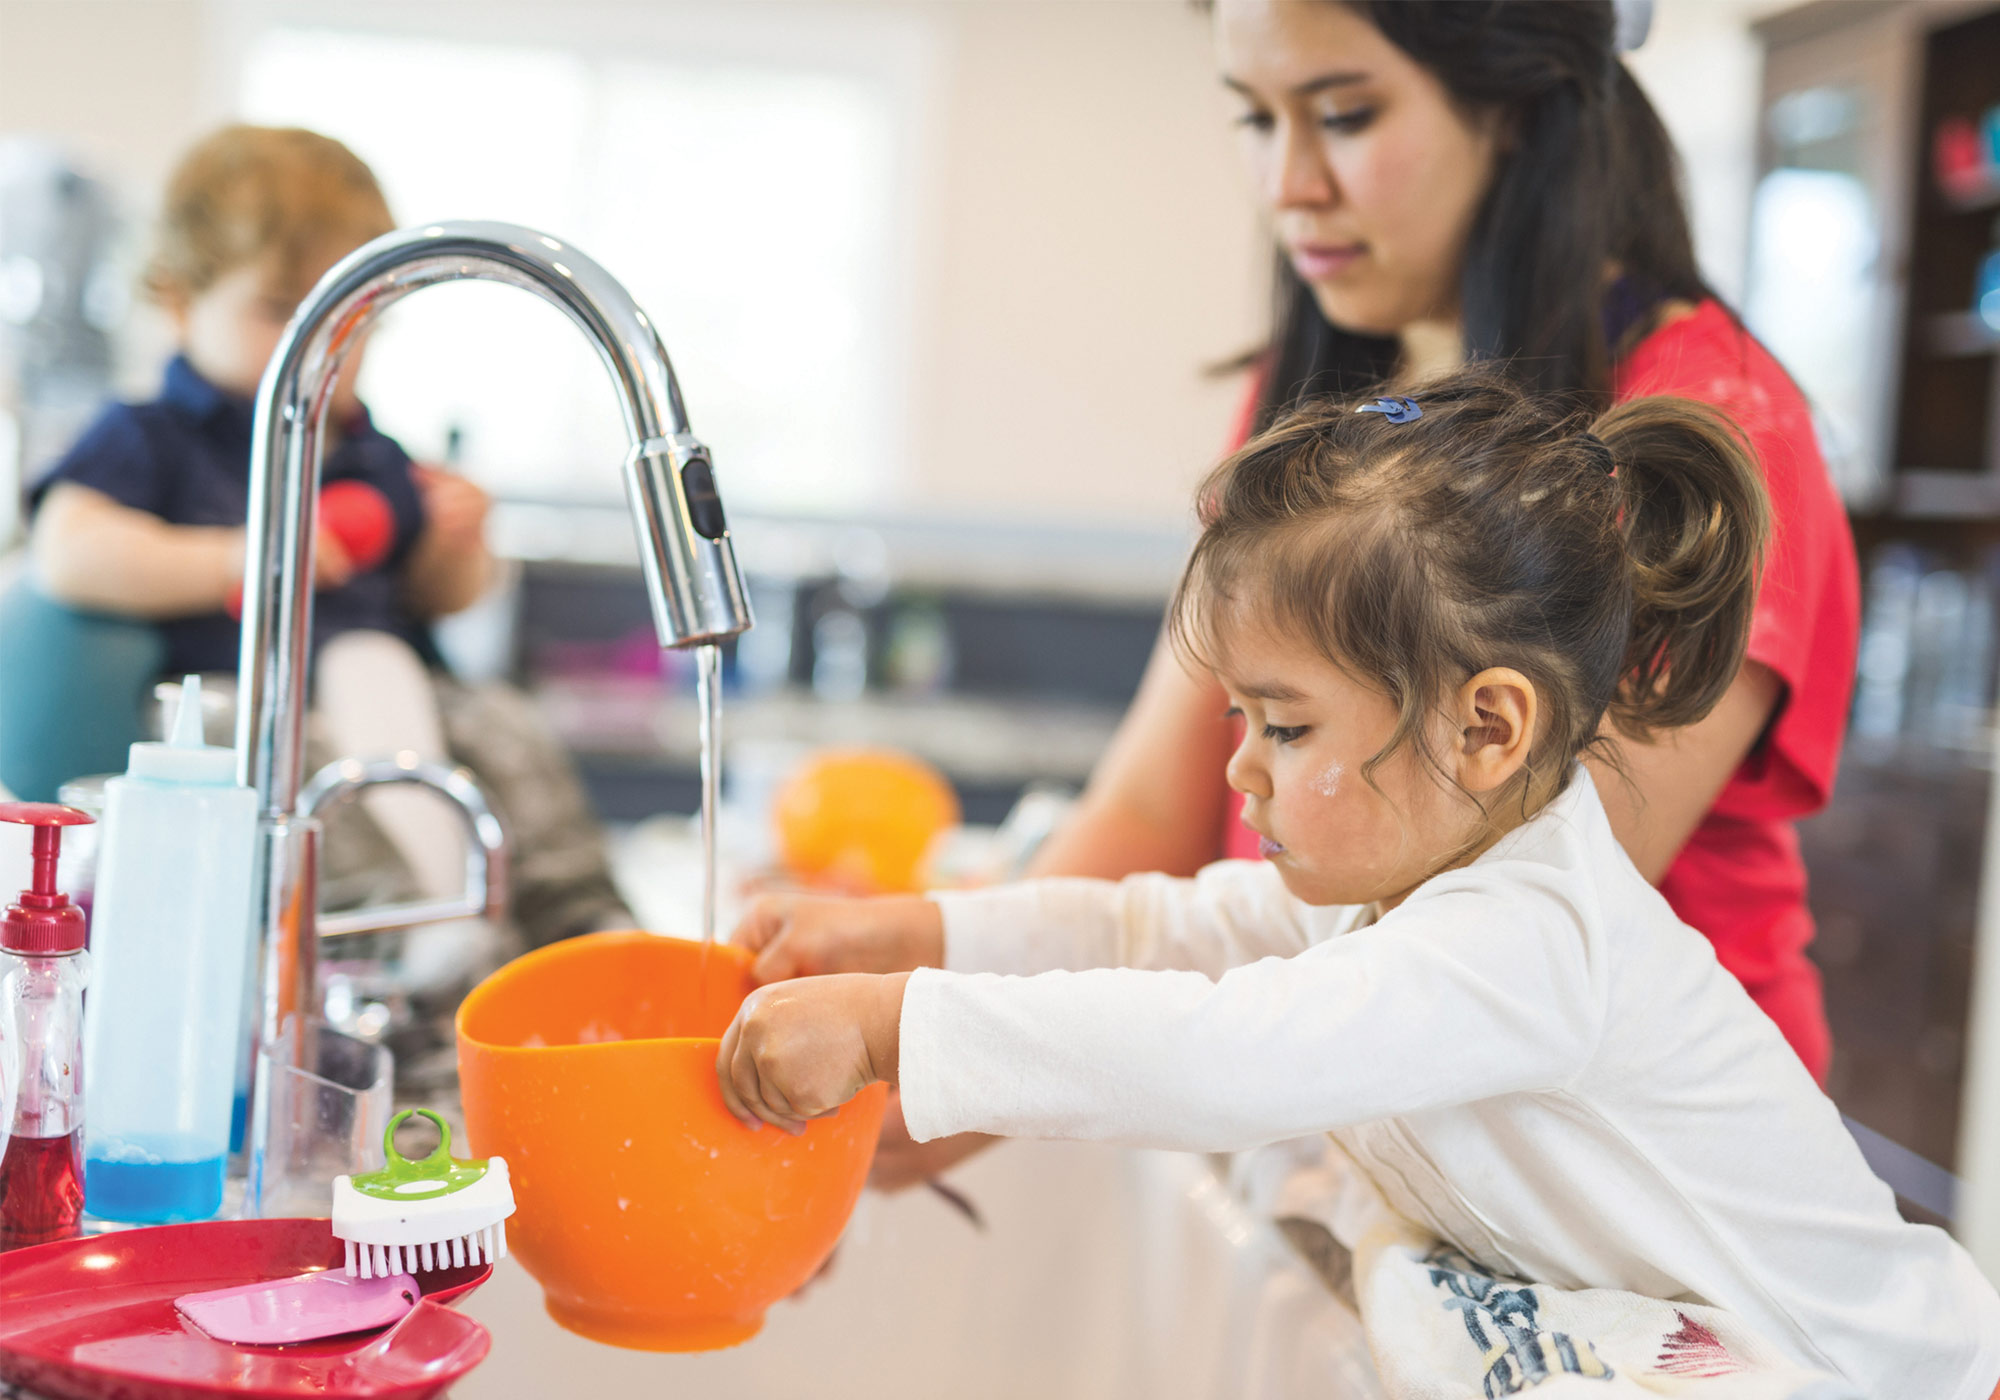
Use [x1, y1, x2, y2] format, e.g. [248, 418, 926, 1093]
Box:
[317, 480, 396, 572]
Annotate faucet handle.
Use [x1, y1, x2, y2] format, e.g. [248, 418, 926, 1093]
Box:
[625, 434, 754, 648]
[676, 450, 729, 540]
[300, 754, 509, 939]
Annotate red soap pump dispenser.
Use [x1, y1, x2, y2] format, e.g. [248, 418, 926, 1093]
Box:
[0, 802, 94, 1251]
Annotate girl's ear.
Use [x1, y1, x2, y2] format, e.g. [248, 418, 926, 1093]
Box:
[1455, 667, 1536, 794]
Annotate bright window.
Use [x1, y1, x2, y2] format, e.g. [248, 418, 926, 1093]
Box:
[238, 26, 906, 515]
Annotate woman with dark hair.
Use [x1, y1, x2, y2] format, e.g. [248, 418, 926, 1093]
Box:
[847, 0, 1859, 1183]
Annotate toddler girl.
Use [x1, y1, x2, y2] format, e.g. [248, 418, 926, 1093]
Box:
[717, 374, 2000, 1395]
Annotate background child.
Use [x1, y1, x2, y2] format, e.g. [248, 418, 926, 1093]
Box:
[717, 377, 2000, 1396]
[27, 125, 633, 1000]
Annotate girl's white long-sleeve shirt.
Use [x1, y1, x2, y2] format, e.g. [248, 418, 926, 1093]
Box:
[900, 770, 2000, 1398]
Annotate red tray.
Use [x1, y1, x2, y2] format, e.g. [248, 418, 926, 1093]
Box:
[0, 1218, 491, 1400]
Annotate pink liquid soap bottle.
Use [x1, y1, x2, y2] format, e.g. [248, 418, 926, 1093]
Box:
[0, 801, 94, 1251]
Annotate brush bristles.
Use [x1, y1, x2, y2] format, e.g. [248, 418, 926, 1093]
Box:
[342, 1225, 509, 1277]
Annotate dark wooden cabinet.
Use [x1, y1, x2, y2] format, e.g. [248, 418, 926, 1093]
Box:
[1753, 2, 2000, 1252]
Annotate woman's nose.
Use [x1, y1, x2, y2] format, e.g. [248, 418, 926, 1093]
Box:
[1270, 116, 1337, 211]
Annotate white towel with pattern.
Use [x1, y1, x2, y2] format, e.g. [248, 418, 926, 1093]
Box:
[1260, 1142, 1860, 1400]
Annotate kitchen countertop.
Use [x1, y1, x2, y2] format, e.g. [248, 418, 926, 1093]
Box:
[0, 1141, 1384, 1400]
[453, 1140, 1382, 1400]
[539, 681, 1124, 787]
[491, 502, 1192, 607]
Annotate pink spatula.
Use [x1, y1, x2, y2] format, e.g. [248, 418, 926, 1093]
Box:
[176, 1269, 420, 1345]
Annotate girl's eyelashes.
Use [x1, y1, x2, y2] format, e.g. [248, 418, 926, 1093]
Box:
[1223, 707, 1307, 745]
[1233, 108, 1275, 135]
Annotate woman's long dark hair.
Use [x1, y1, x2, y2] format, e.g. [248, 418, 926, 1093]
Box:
[1253, 0, 1712, 430]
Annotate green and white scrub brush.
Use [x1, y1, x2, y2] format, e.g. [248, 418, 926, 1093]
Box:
[333, 1109, 516, 1279]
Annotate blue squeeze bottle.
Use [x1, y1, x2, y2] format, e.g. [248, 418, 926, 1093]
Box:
[82, 676, 258, 1223]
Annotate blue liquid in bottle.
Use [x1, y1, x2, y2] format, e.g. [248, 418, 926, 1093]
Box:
[85, 1138, 225, 1224]
[79, 678, 258, 1229]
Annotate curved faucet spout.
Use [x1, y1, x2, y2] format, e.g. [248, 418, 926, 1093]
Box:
[236, 220, 753, 811]
[235, 222, 754, 1214]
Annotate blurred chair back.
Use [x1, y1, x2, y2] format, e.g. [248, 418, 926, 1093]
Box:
[0, 572, 161, 800]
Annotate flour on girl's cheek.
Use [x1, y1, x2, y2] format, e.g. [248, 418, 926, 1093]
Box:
[1311, 761, 1345, 798]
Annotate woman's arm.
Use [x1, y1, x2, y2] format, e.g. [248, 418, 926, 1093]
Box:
[1029, 629, 1238, 879]
[1586, 661, 1782, 881]
[32, 483, 245, 617]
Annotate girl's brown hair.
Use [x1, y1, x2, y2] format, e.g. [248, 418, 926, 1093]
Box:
[1173, 371, 1770, 814]
[146, 125, 393, 303]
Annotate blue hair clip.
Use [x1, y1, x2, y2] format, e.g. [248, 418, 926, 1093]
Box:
[1356, 395, 1421, 424]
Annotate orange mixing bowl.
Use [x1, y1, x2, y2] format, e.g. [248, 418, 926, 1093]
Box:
[456, 932, 886, 1352]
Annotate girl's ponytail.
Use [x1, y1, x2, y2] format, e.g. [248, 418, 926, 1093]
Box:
[1596, 397, 1770, 739]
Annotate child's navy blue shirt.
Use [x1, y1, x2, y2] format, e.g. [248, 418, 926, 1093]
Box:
[32, 355, 436, 676]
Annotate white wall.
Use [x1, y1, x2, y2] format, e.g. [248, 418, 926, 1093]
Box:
[1628, 0, 1762, 304]
[0, 0, 218, 194]
[0, 0, 1265, 531]
[905, 0, 1265, 527]
[0, 0, 223, 385]
[1626, 0, 1797, 306]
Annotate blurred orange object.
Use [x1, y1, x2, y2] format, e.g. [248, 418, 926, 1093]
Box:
[455, 932, 887, 1352]
[772, 748, 959, 893]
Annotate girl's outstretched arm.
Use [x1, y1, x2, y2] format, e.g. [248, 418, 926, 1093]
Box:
[936, 860, 1322, 981]
[718, 880, 1599, 1151]
[736, 862, 1323, 991]
[900, 883, 1599, 1151]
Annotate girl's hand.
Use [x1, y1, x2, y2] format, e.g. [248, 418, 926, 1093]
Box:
[716, 972, 909, 1134]
[732, 894, 944, 985]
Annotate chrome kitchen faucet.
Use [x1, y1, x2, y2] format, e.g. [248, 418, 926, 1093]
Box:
[235, 222, 755, 1213]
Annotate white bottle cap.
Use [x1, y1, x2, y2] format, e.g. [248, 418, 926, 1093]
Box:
[126, 675, 241, 786]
